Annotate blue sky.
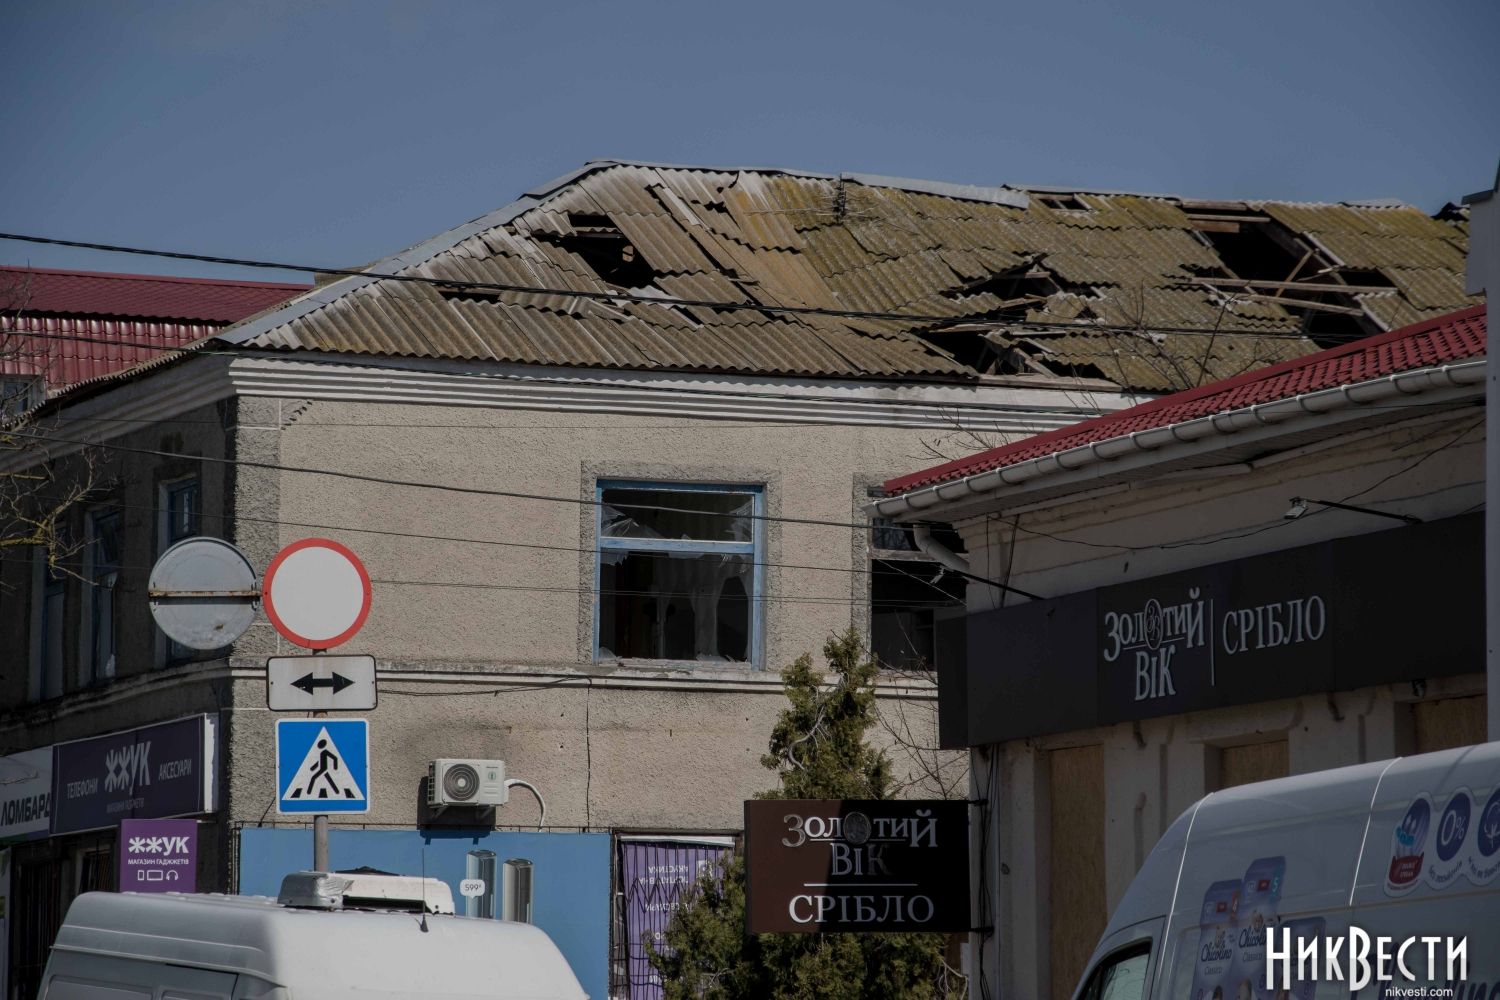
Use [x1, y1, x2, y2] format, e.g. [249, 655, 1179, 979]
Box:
[2, 0, 1497, 282]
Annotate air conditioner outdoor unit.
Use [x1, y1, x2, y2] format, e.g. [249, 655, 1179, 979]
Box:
[428, 758, 508, 808]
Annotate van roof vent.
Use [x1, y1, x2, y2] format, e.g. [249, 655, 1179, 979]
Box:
[276, 870, 456, 914]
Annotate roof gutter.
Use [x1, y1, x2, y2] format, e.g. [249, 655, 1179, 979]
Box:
[872, 358, 1486, 520]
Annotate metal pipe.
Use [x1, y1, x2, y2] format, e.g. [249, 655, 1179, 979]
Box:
[911, 524, 971, 575]
[314, 814, 329, 872]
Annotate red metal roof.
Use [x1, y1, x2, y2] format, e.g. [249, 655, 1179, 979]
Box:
[884, 303, 1487, 496]
[1, 266, 308, 323]
[1, 266, 309, 391]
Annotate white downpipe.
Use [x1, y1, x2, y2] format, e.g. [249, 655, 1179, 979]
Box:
[912, 524, 971, 575]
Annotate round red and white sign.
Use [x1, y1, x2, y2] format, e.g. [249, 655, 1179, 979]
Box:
[262, 538, 372, 649]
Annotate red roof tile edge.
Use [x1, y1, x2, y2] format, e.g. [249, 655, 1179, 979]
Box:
[0, 264, 309, 291]
[1, 265, 310, 324]
[884, 304, 1487, 496]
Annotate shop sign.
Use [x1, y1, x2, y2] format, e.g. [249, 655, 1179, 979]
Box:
[118, 818, 197, 892]
[51, 715, 218, 835]
[954, 514, 1481, 747]
[0, 748, 52, 841]
[744, 799, 969, 933]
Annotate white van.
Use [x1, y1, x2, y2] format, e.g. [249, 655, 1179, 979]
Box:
[1074, 741, 1500, 1000]
[37, 871, 588, 999]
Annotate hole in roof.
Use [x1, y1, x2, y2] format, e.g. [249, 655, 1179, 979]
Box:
[1332, 268, 1396, 290]
[547, 214, 659, 289]
[1194, 216, 1306, 282]
[1035, 193, 1090, 212]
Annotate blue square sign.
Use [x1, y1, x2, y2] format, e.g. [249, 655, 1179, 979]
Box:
[276, 719, 370, 814]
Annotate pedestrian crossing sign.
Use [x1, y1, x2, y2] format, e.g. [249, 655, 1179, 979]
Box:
[276, 719, 370, 814]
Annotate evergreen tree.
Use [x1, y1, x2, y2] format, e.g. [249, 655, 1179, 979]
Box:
[649, 630, 962, 1000]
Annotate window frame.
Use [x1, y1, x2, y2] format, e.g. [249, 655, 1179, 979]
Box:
[1076, 940, 1152, 1000]
[31, 546, 67, 701]
[593, 480, 765, 667]
[81, 506, 122, 686]
[864, 507, 966, 672]
[157, 476, 203, 666]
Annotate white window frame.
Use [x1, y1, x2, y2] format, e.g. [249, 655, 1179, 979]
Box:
[594, 480, 764, 667]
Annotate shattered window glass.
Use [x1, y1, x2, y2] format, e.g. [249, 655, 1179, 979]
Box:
[596, 484, 761, 665]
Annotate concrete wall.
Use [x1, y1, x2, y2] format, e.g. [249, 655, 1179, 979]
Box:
[257, 398, 993, 669]
[949, 408, 1488, 1000]
[216, 396, 979, 834]
[3, 390, 984, 844]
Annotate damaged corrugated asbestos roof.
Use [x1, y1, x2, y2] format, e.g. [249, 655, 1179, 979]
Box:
[217, 161, 1480, 391]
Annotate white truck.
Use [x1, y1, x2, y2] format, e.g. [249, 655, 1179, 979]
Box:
[35, 870, 588, 999]
[1073, 741, 1500, 1000]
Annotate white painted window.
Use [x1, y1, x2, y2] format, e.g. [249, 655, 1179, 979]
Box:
[595, 482, 763, 665]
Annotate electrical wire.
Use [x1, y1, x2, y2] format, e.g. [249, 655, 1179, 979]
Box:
[5, 426, 890, 531]
[0, 229, 1369, 340]
[24, 490, 958, 583]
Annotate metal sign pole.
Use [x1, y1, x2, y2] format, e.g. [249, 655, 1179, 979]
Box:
[312, 648, 329, 872]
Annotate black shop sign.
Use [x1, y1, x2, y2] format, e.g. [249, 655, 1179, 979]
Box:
[945, 514, 1480, 747]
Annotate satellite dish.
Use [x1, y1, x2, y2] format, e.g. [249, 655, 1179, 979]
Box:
[149, 537, 260, 650]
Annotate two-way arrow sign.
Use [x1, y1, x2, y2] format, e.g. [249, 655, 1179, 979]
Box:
[267, 655, 377, 711]
[292, 672, 356, 695]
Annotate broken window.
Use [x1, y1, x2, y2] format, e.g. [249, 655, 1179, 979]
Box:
[867, 511, 966, 671]
[596, 482, 762, 665]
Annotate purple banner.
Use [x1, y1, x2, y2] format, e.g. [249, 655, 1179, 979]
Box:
[52, 715, 215, 835]
[622, 840, 730, 1000]
[118, 818, 197, 893]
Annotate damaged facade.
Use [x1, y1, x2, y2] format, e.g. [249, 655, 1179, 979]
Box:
[0, 161, 1479, 997]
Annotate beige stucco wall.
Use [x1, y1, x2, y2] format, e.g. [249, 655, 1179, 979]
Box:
[216, 395, 981, 833]
[244, 397, 1002, 668]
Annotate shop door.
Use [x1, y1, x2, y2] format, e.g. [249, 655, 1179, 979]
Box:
[9, 857, 66, 1000]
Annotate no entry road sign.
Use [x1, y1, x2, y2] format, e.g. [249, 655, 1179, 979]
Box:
[263, 538, 372, 649]
[276, 719, 370, 815]
[267, 655, 377, 712]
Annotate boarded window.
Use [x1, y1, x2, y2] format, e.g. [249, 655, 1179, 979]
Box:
[1214, 739, 1289, 790]
[1413, 696, 1487, 753]
[596, 483, 761, 665]
[1049, 744, 1106, 1000]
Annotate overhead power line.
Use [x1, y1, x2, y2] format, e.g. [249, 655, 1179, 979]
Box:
[6, 427, 903, 532]
[0, 230, 1344, 339]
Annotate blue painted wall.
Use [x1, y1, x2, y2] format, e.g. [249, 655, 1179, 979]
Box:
[239, 827, 610, 999]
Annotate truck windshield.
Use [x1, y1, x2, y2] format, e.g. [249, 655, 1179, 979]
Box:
[1079, 943, 1150, 1000]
